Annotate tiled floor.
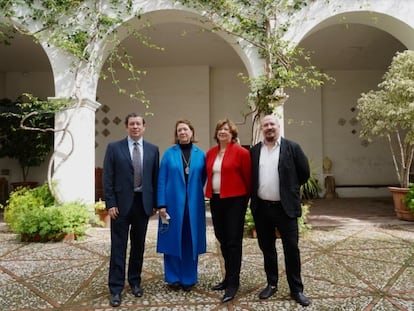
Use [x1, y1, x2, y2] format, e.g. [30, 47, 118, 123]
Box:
[0, 198, 413, 310]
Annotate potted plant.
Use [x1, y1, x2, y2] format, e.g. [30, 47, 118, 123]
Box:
[0, 94, 54, 187]
[403, 183, 414, 221]
[244, 206, 257, 238]
[95, 198, 110, 227]
[357, 50, 414, 221]
[3, 183, 92, 242]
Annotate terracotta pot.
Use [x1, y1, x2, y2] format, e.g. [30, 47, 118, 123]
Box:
[275, 229, 281, 239]
[96, 209, 111, 227]
[250, 228, 257, 238]
[20, 232, 76, 242]
[11, 181, 38, 190]
[388, 187, 414, 221]
[249, 228, 281, 239]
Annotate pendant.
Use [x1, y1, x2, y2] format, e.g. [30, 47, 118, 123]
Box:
[185, 166, 189, 175]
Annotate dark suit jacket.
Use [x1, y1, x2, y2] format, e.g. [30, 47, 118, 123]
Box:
[250, 137, 310, 218]
[103, 137, 159, 216]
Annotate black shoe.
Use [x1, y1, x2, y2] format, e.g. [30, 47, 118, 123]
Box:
[211, 281, 227, 291]
[131, 285, 143, 297]
[258, 284, 277, 299]
[291, 292, 311, 306]
[167, 282, 181, 291]
[109, 293, 121, 307]
[222, 287, 238, 303]
[182, 284, 194, 292]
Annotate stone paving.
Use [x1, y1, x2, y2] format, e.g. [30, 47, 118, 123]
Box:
[0, 198, 413, 310]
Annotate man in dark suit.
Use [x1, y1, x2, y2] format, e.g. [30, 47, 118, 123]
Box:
[103, 113, 159, 307]
[250, 114, 311, 307]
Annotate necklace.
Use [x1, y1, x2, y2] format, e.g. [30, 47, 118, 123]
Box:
[181, 151, 191, 175]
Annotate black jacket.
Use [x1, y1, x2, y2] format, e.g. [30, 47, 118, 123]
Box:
[250, 137, 310, 218]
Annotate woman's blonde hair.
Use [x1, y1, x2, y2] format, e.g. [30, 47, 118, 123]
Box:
[214, 118, 239, 144]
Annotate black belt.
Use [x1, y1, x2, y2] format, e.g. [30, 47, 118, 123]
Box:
[259, 199, 281, 207]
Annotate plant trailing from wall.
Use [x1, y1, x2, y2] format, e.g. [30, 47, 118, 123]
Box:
[176, 0, 332, 143]
[0, 0, 162, 200]
[357, 50, 414, 188]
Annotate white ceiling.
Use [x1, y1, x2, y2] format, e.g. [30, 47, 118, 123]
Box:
[299, 23, 406, 70]
[0, 22, 406, 73]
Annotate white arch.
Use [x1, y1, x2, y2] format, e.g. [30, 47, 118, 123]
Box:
[286, 1, 414, 49]
[101, 7, 263, 81]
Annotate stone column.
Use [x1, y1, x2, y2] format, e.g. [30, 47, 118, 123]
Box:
[51, 98, 100, 204]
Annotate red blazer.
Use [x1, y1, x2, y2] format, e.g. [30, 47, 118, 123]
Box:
[205, 142, 251, 198]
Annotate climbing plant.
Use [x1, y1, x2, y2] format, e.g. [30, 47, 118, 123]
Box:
[0, 0, 334, 199]
[0, 0, 161, 200]
[176, 0, 332, 143]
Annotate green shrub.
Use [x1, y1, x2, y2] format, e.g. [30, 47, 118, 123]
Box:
[404, 183, 414, 213]
[300, 160, 321, 201]
[244, 202, 312, 237]
[298, 202, 312, 236]
[4, 183, 92, 242]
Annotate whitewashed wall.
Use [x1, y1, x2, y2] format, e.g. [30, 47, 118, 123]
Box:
[95, 65, 249, 167]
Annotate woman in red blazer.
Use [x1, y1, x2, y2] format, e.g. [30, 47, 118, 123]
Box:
[205, 118, 251, 303]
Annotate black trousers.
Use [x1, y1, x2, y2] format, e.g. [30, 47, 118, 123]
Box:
[210, 194, 247, 289]
[108, 192, 149, 294]
[254, 199, 304, 294]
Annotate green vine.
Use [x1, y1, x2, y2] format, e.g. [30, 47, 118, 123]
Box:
[0, 0, 161, 201]
[176, 0, 332, 143]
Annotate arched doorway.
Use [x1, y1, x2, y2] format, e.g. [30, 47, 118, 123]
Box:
[285, 15, 408, 197]
[0, 30, 54, 190]
[95, 10, 251, 169]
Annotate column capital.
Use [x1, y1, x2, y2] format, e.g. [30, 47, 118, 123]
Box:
[48, 97, 101, 112]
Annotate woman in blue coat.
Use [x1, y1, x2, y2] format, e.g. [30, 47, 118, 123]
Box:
[157, 119, 207, 291]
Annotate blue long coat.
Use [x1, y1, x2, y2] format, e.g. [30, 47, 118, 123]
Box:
[156, 144, 207, 260]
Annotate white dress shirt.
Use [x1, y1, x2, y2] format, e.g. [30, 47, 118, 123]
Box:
[258, 138, 281, 201]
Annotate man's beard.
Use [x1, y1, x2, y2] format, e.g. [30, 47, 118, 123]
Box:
[264, 135, 275, 143]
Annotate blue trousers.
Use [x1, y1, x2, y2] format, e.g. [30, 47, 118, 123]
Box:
[164, 205, 198, 286]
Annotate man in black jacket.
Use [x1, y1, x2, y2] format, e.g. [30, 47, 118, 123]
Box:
[103, 113, 159, 307]
[250, 114, 311, 307]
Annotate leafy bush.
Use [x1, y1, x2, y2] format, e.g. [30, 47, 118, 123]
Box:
[404, 183, 414, 214]
[244, 202, 312, 237]
[4, 183, 93, 242]
[244, 206, 256, 232]
[0, 94, 54, 182]
[298, 202, 312, 236]
[300, 160, 321, 201]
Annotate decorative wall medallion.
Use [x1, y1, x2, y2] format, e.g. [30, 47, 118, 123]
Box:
[361, 139, 369, 147]
[349, 117, 358, 126]
[101, 104, 110, 113]
[113, 116, 121, 125]
[338, 118, 346, 126]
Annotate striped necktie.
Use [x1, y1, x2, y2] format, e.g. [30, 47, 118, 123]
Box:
[132, 142, 142, 188]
